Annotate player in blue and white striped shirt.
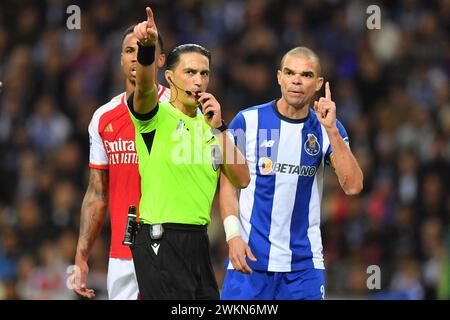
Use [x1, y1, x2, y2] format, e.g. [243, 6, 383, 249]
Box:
[220, 47, 363, 300]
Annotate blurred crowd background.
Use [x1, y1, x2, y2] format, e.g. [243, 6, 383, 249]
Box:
[0, 0, 449, 300]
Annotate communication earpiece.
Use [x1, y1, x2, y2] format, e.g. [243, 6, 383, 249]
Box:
[167, 77, 213, 119]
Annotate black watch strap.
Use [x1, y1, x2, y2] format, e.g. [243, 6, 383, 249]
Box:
[216, 120, 228, 132]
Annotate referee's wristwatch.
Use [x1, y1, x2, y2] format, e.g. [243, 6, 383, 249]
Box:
[213, 120, 228, 133]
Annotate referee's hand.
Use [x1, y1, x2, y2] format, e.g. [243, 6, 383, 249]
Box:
[228, 236, 257, 274]
[197, 92, 222, 129]
[134, 7, 158, 47]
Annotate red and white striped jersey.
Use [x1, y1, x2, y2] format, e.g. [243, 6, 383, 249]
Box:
[88, 85, 170, 259]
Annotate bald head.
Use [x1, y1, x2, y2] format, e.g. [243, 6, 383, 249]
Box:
[280, 47, 321, 76]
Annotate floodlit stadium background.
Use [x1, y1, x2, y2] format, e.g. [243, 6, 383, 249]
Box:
[0, 0, 449, 300]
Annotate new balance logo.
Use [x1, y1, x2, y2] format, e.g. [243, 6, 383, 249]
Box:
[260, 140, 275, 147]
[104, 123, 113, 132]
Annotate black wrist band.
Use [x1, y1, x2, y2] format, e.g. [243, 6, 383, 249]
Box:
[217, 120, 228, 132]
[211, 120, 228, 135]
[137, 42, 155, 66]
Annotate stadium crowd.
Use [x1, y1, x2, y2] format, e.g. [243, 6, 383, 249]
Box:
[0, 0, 449, 299]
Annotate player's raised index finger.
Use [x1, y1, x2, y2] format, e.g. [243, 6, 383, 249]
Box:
[325, 81, 331, 100]
[146, 7, 154, 23]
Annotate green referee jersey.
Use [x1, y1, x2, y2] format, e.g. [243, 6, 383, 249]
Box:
[128, 98, 220, 225]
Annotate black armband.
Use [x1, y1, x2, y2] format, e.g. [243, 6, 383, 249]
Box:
[137, 42, 156, 66]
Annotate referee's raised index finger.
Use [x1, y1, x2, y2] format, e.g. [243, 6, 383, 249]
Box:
[146, 7, 154, 23]
[325, 81, 331, 100]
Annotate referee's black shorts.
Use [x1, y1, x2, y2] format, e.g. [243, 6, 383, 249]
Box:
[131, 223, 220, 300]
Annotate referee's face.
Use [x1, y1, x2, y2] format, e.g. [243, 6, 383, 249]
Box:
[170, 52, 210, 108]
[277, 55, 323, 109]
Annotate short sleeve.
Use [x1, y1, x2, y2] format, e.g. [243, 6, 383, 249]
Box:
[227, 111, 246, 155]
[126, 92, 159, 133]
[88, 116, 108, 169]
[324, 119, 350, 166]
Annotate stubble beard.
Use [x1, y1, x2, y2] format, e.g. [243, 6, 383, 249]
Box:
[287, 95, 310, 110]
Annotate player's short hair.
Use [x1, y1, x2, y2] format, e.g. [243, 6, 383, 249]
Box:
[121, 24, 165, 53]
[280, 47, 322, 76]
[166, 44, 211, 71]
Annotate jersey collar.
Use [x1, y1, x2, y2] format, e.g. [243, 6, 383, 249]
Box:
[272, 99, 311, 124]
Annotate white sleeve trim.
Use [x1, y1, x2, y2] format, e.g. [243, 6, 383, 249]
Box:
[88, 93, 124, 167]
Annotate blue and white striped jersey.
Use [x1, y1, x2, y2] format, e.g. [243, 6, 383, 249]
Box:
[226, 100, 349, 272]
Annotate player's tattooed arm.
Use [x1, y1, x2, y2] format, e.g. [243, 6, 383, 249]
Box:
[76, 168, 109, 258]
[71, 168, 108, 298]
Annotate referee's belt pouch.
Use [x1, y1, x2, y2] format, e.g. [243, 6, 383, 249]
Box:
[149, 224, 164, 240]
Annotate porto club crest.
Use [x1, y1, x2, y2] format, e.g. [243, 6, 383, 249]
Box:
[304, 133, 320, 156]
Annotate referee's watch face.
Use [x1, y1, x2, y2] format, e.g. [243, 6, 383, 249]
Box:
[277, 55, 323, 109]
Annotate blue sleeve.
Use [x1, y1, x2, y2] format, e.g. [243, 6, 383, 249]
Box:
[324, 119, 350, 166]
[228, 112, 246, 155]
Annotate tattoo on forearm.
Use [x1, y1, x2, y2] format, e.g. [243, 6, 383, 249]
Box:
[77, 169, 109, 256]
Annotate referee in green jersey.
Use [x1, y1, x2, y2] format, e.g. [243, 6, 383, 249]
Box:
[127, 7, 250, 299]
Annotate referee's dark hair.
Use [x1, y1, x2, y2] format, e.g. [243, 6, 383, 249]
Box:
[121, 24, 165, 53]
[166, 44, 211, 71]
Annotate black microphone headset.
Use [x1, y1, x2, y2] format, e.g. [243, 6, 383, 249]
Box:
[168, 77, 213, 119]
